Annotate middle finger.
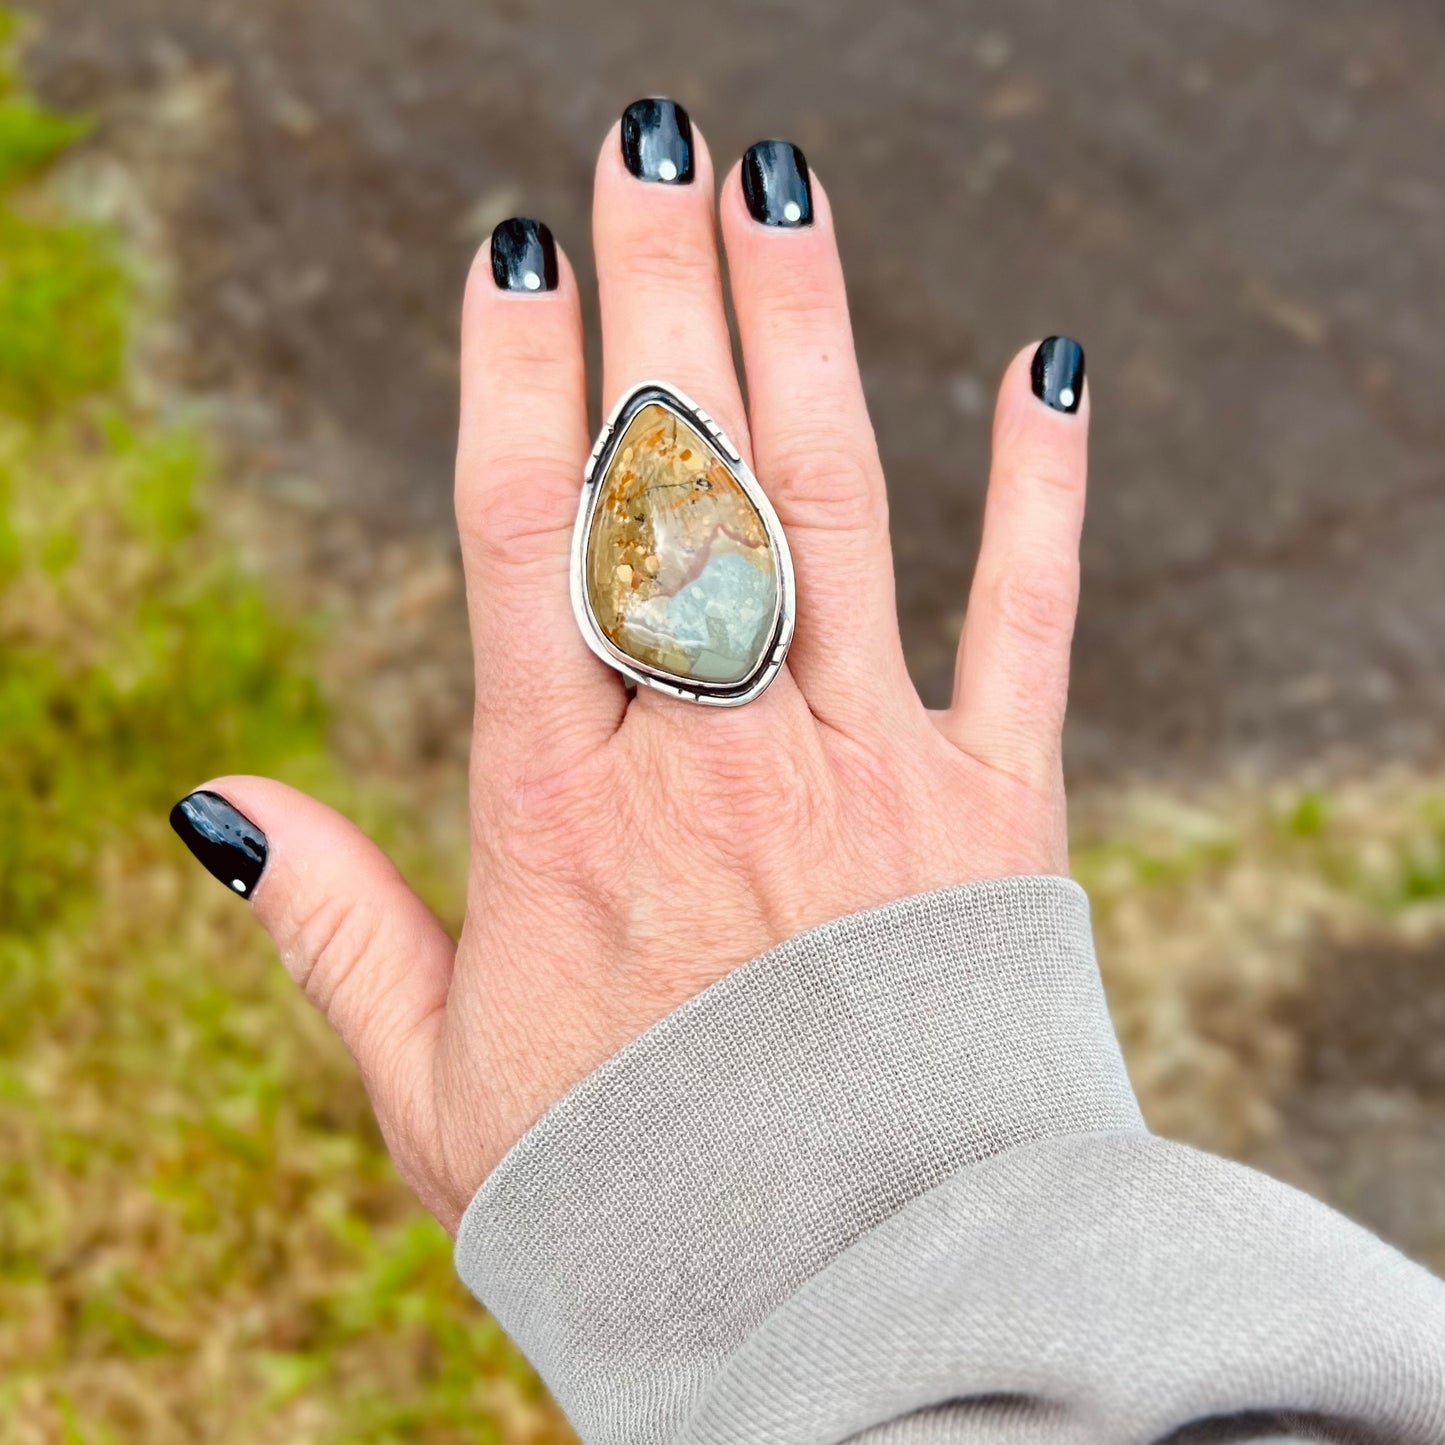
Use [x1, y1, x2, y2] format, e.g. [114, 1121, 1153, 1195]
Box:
[595, 99, 752, 464]
[593, 100, 812, 717]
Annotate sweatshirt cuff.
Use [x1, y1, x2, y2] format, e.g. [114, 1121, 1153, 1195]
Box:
[694, 1131, 1445, 1443]
[453, 876, 1143, 1444]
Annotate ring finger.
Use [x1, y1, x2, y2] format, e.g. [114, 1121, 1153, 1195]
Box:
[593, 100, 807, 718]
[596, 100, 749, 456]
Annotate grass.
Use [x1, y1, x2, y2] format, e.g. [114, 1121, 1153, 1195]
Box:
[1076, 775, 1445, 1156]
[0, 21, 570, 1444]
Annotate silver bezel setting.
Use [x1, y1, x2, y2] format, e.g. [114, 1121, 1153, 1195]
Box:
[570, 380, 795, 707]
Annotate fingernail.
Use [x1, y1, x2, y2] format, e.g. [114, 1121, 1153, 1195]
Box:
[170, 791, 268, 899]
[490, 217, 559, 293]
[741, 139, 813, 227]
[621, 98, 694, 184]
[1031, 336, 1086, 414]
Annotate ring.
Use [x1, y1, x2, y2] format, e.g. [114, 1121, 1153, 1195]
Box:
[570, 380, 795, 706]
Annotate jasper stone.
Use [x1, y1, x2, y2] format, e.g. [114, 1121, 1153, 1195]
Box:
[585, 403, 777, 685]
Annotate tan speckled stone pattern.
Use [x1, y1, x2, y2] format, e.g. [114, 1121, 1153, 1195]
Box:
[584, 403, 777, 684]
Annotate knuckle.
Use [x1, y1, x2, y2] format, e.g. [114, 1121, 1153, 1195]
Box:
[656, 713, 821, 858]
[710, 767, 817, 860]
[990, 558, 1080, 651]
[1016, 459, 1083, 507]
[707, 756, 805, 849]
[482, 327, 567, 374]
[993, 429, 1086, 507]
[770, 436, 887, 535]
[1018, 454, 1086, 507]
[287, 890, 386, 1025]
[455, 452, 576, 559]
[753, 266, 843, 336]
[474, 307, 575, 377]
[616, 230, 719, 293]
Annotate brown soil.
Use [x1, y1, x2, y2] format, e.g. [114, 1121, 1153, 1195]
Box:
[1249, 934, 1445, 1271]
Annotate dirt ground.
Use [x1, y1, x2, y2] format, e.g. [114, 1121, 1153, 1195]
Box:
[16, 0, 1445, 1278]
[25, 0, 1445, 779]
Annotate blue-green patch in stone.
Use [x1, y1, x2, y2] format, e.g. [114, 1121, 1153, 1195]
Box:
[664, 552, 776, 683]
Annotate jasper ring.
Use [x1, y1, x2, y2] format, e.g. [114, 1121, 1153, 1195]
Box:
[570, 380, 795, 706]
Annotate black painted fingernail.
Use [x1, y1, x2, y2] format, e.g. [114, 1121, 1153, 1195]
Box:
[1031, 336, 1086, 414]
[490, 217, 559, 293]
[741, 140, 813, 227]
[621, 98, 694, 184]
[170, 791, 268, 899]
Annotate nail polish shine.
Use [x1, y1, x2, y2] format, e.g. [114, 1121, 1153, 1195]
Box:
[1031, 336, 1086, 414]
[491, 217, 559, 293]
[741, 140, 813, 227]
[170, 790, 269, 899]
[621, 98, 694, 184]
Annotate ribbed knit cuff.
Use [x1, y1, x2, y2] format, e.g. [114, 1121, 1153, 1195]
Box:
[454, 876, 1143, 1444]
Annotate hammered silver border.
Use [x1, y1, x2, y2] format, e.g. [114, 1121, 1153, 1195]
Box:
[569, 380, 795, 707]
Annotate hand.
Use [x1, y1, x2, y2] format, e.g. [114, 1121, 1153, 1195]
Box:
[181, 113, 1088, 1233]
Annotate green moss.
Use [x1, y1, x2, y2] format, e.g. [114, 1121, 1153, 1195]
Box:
[0, 97, 88, 187]
[1283, 789, 1329, 838]
[0, 210, 125, 413]
[0, 19, 121, 417]
[0, 8, 91, 193]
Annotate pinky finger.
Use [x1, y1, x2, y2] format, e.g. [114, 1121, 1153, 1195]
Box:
[940, 337, 1089, 786]
[169, 777, 455, 1213]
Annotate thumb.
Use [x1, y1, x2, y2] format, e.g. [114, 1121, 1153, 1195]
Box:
[169, 777, 455, 1106]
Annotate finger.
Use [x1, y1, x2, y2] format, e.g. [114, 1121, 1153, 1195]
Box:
[457, 217, 625, 757]
[940, 338, 1089, 785]
[594, 104, 812, 718]
[720, 143, 909, 725]
[169, 779, 453, 1123]
[595, 100, 750, 455]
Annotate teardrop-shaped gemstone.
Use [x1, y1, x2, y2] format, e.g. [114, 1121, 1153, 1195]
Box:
[585, 403, 778, 685]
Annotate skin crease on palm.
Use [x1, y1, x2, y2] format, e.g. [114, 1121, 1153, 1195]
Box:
[196, 118, 1088, 1235]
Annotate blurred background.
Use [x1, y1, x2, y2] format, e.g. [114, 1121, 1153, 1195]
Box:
[2, 0, 1443, 1439]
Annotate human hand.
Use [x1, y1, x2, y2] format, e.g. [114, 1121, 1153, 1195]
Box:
[170, 104, 1089, 1234]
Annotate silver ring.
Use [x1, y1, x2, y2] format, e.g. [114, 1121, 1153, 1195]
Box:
[570, 380, 795, 707]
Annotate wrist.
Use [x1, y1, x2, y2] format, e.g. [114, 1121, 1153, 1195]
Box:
[454, 875, 1141, 1443]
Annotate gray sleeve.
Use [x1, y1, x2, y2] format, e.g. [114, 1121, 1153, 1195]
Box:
[452, 878, 1445, 1444]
